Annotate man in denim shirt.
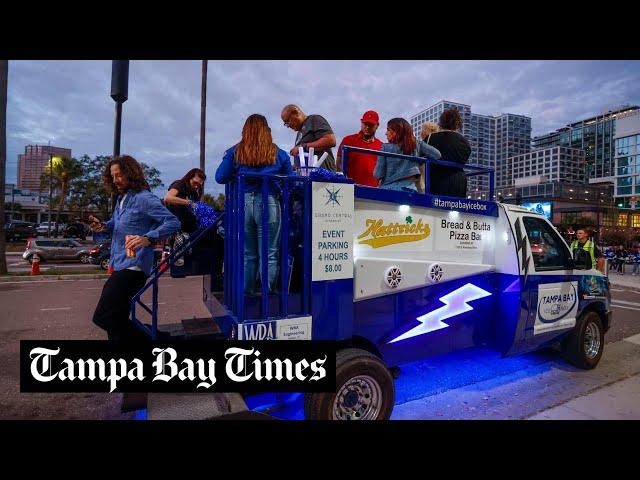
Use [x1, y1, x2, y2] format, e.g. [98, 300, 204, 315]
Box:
[89, 155, 180, 340]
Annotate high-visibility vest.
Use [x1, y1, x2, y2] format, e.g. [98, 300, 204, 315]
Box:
[570, 239, 596, 269]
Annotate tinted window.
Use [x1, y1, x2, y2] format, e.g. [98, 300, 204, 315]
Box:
[36, 241, 56, 247]
[522, 216, 572, 271]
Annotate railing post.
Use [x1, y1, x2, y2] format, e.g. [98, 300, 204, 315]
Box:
[303, 179, 311, 315]
[343, 146, 349, 177]
[261, 177, 269, 318]
[152, 280, 158, 340]
[222, 183, 233, 308]
[425, 159, 431, 195]
[280, 177, 289, 317]
[237, 176, 245, 323]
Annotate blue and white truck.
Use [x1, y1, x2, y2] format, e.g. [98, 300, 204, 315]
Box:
[139, 147, 613, 420]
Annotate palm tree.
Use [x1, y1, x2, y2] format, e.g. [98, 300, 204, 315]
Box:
[46, 156, 83, 230]
[0, 60, 8, 274]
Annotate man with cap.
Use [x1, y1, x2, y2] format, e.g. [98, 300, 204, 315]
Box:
[336, 110, 384, 187]
[281, 104, 337, 171]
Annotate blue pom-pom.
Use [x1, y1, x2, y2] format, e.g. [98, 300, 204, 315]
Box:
[309, 169, 353, 184]
[192, 202, 220, 229]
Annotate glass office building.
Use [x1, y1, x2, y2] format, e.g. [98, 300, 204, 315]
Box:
[532, 106, 639, 182]
[410, 100, 531, 199]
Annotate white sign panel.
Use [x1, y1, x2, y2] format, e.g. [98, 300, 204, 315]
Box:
[534, 281, 578, 335]
[238, 316, 312, 340]
[434, 216, 494, 253]
[312, 182, 355, 281]
[353, 200, 495, 264]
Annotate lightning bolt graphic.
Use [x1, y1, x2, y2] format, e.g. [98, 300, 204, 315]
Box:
[388, 283, 492, 344]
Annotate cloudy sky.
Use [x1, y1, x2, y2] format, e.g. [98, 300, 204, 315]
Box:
[6, 60, 640, 196]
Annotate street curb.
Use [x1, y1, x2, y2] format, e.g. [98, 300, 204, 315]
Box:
[0, 273, 109, 283]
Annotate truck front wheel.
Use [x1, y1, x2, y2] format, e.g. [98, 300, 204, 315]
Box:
[562, 311, 604, 370]
[304, 348, 395, 420]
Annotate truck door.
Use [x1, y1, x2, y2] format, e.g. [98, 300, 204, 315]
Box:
[500, 210, 575, 355]
[519, 216, 576, 346]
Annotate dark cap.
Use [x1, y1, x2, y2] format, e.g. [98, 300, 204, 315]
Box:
[361, 110, 379, 125]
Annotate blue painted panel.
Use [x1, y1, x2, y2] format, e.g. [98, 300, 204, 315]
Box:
[354, 186, 498, 217]
[353, 273, 507, 367]
[311, 278, 354, 340]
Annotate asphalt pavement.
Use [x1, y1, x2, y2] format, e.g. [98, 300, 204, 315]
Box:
[1, 276, 639, 420]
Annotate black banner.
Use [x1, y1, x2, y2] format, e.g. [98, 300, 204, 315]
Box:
[20, 340, 336, 393]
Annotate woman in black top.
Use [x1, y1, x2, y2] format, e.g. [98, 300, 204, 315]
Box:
[164, 168, 206, 233]
[425, 108, 471, 197]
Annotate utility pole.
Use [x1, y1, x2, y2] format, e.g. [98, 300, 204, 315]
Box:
[200, 60, 208, 200]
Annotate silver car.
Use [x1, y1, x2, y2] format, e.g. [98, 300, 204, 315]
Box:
[23, 237, 96, 264]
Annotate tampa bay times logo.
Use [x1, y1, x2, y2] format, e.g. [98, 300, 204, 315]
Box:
[323, 186, 342, 206]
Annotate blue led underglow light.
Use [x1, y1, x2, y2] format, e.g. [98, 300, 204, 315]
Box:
[389, 283, 492, 344]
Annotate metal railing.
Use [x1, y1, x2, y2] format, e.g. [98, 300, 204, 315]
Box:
[224, 172, 311, 323]
[130, 212, 224, 339]
[342, 145, 495, 199]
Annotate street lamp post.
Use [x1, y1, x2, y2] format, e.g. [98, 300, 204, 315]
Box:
[110, 60, 129, 157]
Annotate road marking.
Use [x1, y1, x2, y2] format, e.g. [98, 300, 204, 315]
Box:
[610, 304, 640, 312]
[624, 333, 640, 346]
[610, 288, 626, 292]
[40, 307, 71, 311]
[611, 299, 640, 307]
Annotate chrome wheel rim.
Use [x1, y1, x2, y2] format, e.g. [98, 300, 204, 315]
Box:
[332, 375, 382, 420]
[584, 321, 601, 359]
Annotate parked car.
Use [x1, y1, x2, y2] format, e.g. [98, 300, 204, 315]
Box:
[62, 222, 88, 240]
[23, 237, 96, 263]
[88, 241, 164, 270]
[36, 222, 60, 236]
[88, 242, 111, 270]
[4, 221, 37, 242]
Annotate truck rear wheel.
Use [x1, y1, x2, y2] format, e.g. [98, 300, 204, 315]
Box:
[562, 311, 604, 370]
[304, 348, 395, 420]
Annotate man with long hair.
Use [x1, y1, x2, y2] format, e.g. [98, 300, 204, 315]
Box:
[374, 117, 441, 191]
[215, 114, 293, 294]
[281, 104, 337, 171]
[88, 155, 180, 340]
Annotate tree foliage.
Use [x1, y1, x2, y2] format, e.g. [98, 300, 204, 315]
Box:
[203, 193, 225, 211]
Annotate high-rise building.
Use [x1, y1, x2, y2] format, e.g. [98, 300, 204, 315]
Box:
[612, 109, 640, 210]
[17, 145, 72, 192]
[532, 105, 639, 181]
[410, 100, 531, 199]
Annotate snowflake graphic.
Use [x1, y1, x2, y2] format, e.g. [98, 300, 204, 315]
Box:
[324, 187, 342, 206]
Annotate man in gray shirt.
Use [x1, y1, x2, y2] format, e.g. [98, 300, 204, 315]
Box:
[281, 104, 337, 171]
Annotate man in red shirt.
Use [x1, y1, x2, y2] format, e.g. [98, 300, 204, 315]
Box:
[337, 110, 383, 187]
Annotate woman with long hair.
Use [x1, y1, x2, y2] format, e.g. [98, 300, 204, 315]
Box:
[426, 108, 471, 197]
[374, 117, 441, 191]
[215, 114, 293, 294]
[164, 168, 207, 266]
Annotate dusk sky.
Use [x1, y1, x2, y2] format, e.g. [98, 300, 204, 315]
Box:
[6, 60, 640, 196]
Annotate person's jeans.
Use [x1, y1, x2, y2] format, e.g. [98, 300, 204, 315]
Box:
[382, 179, 417, 192]
[633, 263, 639, 274]
[244, 192, 281, 294]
